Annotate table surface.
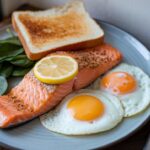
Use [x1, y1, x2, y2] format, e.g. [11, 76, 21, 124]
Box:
[0, 6, 150, 150]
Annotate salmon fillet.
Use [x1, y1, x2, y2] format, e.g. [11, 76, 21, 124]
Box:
[0, 44, 122, 128]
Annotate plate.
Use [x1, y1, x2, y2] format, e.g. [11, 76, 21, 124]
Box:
[0, 21, 150, 150]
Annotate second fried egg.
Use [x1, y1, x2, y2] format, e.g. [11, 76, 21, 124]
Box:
[92, 63, 150, 117]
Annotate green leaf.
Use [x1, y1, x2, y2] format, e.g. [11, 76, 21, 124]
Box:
[11, 55, 27, 60]
[1, 53, 26, 62]
[0, 76, 8, 95]
[2, 57, 15, 62]
[10, 55, 35, 67]
[0, 62, 13, 78]
[0, 36, 21, 46]
[0, 44, 23, 61]
[12, 67, 31, 77]
[0, 63, 2, 70]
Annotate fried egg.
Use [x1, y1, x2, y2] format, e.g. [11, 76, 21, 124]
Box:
[92, 63, 150, 117]
[40, 89, 124, 135]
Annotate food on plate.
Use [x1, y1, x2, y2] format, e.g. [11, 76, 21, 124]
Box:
[0, 44, 122, 128]
[12, 67, 32, 77]
[40, 89, 124, 135]
[12, 1, 104, 60]
[0, 62, 13, 78]
[1, 0, 148, 137]
[0, 34, 35, 95]
[0, 76, 8, 95]
[34, 55, 78, 84]
[92, 63, 150, 117]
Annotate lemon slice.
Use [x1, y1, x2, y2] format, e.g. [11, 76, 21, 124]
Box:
[34, 55, 78, 84]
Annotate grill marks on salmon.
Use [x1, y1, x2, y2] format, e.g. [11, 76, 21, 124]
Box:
[0, 44, 122, 128]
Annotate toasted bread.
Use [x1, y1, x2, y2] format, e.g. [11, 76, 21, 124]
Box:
[12, 1, 104, 60]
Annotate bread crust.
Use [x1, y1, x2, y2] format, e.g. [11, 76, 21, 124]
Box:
[12, 15, 104, 61]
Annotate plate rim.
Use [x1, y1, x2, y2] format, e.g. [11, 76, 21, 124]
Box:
[0, 20, 150, 150]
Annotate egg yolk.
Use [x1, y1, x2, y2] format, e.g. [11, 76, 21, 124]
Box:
[67, 95, 104, 121]
[100, 72, 137, 95]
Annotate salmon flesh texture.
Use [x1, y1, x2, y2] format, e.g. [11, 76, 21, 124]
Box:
[0, 44, 122, 128]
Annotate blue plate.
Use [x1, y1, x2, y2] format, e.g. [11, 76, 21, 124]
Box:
[0, 21, 150, 150]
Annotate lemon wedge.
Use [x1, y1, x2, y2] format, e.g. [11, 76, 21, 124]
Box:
[34, 55, 78, 84]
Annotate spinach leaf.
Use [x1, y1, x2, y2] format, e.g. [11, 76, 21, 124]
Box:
[1, 53, 26, 62]
[10, 55, 35, 67]
[0, 36, 21, 46]
[0, 76, 8, 95]
[0, 44, 23, 61]
[0, 62, 13, 78]
[12, 67, 31, 77]
[0, 63, 2, 70]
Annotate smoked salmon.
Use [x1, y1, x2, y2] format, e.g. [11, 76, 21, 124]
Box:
[0, 44, 122, 128]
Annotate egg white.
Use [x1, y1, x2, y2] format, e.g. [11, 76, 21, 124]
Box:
[40, 89, 124, 135]
[92, 63, 150, 117]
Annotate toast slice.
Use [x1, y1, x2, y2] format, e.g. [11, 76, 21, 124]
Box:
[12, 1, 104, 60]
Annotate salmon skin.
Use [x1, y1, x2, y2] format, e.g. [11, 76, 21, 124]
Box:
[0, 44, 122, 128]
